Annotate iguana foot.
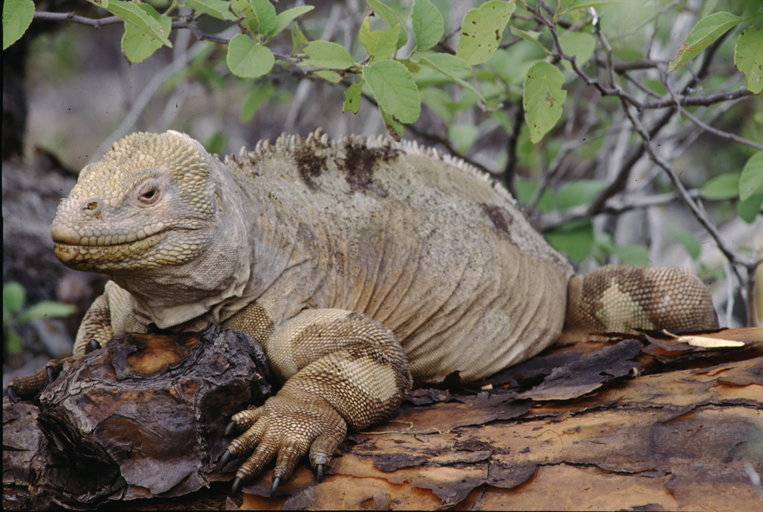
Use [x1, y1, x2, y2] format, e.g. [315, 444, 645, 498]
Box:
[221, 389, 347, 494]
[7, 357, 74, 402]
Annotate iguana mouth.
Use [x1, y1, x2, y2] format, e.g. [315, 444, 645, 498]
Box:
[51, 222, 167, 247]
[52, 229, 170, 267]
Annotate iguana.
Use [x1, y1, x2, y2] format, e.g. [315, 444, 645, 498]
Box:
[20, 130, 718, 494]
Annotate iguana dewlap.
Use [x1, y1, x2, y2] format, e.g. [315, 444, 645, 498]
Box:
[48, 130, 717, 490]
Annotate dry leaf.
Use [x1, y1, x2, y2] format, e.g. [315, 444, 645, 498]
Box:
[678, 335, 745, 348]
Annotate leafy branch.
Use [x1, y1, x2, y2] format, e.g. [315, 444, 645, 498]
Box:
[5, 0, 762, 325]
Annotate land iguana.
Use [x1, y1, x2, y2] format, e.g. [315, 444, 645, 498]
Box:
[13, 130, 718, 495]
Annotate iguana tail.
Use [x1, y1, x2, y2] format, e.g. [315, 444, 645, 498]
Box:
[559, 265, 718, 343]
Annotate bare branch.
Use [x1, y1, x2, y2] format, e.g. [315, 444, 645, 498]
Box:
[33, 11, 123, 28]
[621, 100, 758, 321]
[539, 189, 703, 230]
[502, 105, 524, 198]
[641, 88, 755, 109]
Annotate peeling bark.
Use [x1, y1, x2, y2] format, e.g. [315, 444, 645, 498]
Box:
[3, 326, 271, 509]
[4, 333, 761, 510]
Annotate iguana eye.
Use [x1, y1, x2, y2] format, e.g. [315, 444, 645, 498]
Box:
[137, 182, 161, 205]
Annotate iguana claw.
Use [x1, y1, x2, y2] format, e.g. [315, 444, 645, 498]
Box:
[7, 385, 18, 403]
[46, 366, 56, 383]
[87, 339, 100, 354]
[231, 477, 242, 495]
[225, 420, 237, 437]
[219, 449, 232, 470]
[316, 464, 324, 482]
[271, 477, 281, 498]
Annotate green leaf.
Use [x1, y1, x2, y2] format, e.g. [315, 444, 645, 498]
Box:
[523, 61, 567, 144]
[302, 41, 355, 69]
[418, 53, 485, 102]
[560, 31, 596, 70]
[272, 5, 314, 37]
[363, 60, 421, 124]
[740, 151, 763, 201]
[100, 0, 172, 47]
[420, 87, 453, 121]
[204, 132, 226, 154]
[226, 34, 275, 78]
[515, 179, 554, 211]
[241, 83, 275, 122]
[183, 0, 237, 21]
[610, 244, 650, 267]
[367, 0, 408, 49]
[456, 0, 515, 66]
[380, 106, 404, 141]
[3, 282, 26, 315]
[738, 192, 763, 223]
[701, 173, 740, 200]
[121, 3, 172, 64]
[668, 227, 702, 260]
[412, 0, 444, 51]
[6, 329, 24, 354]
[18, 301, 76, 323]
[343, 80, 363, 114]
[555, 179, 607, 210]
[230, 0, 257, 34]
[545, 218, 594, 263]
[3, 0, 35, 50]
[314, 70, 344, 83]
[291, 24, 309, 52]
[448, 124, 480, 153]
[251, 0, 276, 36]
[400, 58, 421, 73]
[561, 0, 627, 12]
[669, 12, 746, 72]
[735, 25, 763, 94]
[359, 16, 399, 61]
[509, 26, 550, 54]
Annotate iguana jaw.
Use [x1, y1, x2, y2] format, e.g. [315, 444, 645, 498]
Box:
[52, 230, 171, 271]
[51, 221, 168, 248]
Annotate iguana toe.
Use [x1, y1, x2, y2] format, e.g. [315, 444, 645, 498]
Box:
[7, 357, 70, 401]
[86, 339, 100, 354]
[270, 477, 281, 498]
[231, 477, 242, 495]
[218, 449, 232, 471]
[223, 391, 348, 492]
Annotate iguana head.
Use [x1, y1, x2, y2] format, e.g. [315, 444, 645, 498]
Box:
[51, 131, 219, 273]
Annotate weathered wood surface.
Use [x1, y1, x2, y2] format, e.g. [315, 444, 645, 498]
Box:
[239, 335, 763, 511]
[3, 326, 271, 510]
[4, 330, 762, 511]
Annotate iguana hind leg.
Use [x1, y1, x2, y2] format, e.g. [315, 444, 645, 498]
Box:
[221, 308, 412, 494]
[560, 265, 718, 343]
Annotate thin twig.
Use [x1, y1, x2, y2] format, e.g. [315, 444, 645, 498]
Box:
[539, 189, 703, 230]
[502, 105, 524, 198]
[33, 11, 123, 27]
[641, 88, 754, 109]
[621, 100, 757, 322]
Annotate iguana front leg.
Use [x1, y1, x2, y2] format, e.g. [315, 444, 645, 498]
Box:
[220, 308, 413, 495]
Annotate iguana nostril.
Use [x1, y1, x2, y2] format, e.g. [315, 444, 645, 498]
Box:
[84, 201, 99, 214]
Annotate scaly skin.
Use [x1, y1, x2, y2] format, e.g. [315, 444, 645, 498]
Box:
[38, 130, 718, 491]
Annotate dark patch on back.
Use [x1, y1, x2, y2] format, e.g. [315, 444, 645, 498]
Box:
[342, 141, 397, 196]
[295, 146, 327, 192]
[480, 203, 513, 240]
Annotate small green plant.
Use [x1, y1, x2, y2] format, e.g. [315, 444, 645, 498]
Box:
[3, 282, 76, 355]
